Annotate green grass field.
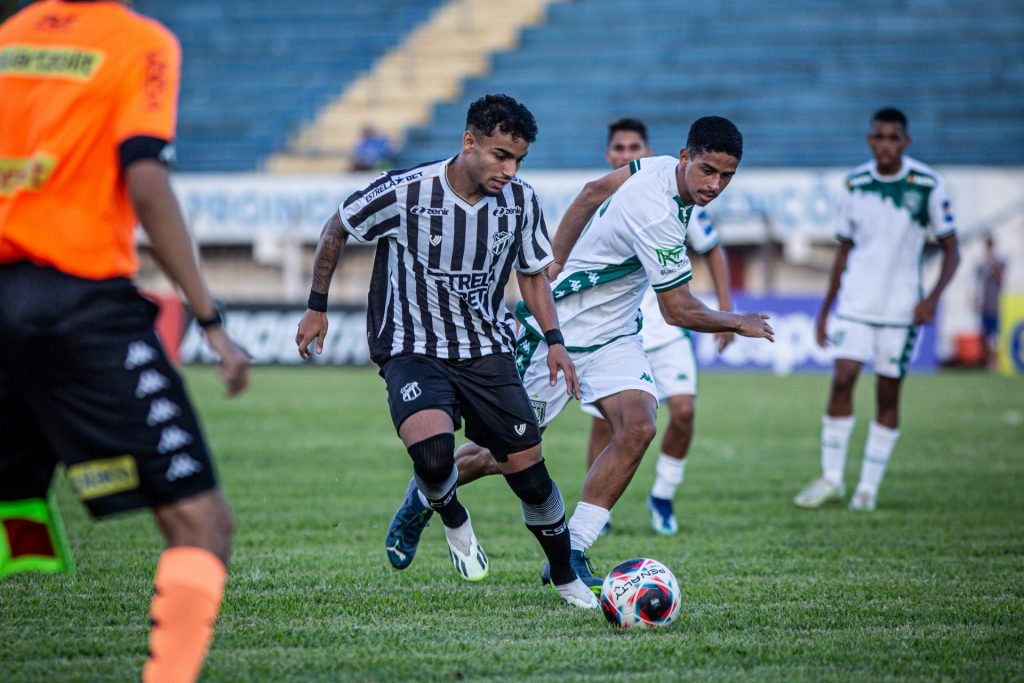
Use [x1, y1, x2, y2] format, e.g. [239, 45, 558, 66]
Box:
[3, 368, 1023, 682]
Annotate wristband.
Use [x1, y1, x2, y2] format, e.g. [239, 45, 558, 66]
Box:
[543, 329, 565, 347]
[307, 290, 328, 312]
[195, 304, 224, 330]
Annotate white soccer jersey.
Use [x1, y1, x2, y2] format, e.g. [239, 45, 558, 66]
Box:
[835, 156, 956, 325]
[639, 207, 719, 352]
[517, 155, 694, 350]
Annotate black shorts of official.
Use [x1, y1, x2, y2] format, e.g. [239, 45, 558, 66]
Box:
[379, 352, 542, 460]
[0, 263, 218, 518]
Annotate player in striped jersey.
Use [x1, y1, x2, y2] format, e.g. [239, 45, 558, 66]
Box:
[580, 118, 736, 536]
[446, 117, 775, 593]
[794, 108, 960, 512]
[296, 95, 597, 609]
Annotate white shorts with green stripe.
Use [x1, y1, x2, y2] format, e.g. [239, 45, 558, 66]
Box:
[827, 316, 921, 378]
[517, 333, 657, 428]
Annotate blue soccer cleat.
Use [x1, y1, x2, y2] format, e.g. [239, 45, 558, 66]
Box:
[385, 479, 433, 570]
[647, 494, 679, 535]
[541, 549, 604, 595]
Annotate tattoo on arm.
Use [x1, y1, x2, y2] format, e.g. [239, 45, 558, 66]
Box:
[311, 211, 348, 293]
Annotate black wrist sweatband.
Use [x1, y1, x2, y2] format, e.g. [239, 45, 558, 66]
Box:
[307, 290, 328, 312]
[196, 306, 223, 330]
[544, 329, 565, 347]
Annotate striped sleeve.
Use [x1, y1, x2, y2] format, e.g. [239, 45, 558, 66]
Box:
[515, 189, 555, 274]
[686, 208, 720, 254]
[338, 172, 402, 243]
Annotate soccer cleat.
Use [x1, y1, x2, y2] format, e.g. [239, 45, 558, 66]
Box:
[384, 479, 433, 570]
[541, 549, 603, 595]
[647, 494, 679, 535]
[554, 578, 599, 609]
[793, 477, 845, 509]
[444, 517, 488, 582]
[849, 487, 877, 511]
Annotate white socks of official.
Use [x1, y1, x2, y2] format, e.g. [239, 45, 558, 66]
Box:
[650, 453, 686, 500]
[821, 414, 856, 487]
[568, 501, 610, 552]
[856, 421, 900, 496]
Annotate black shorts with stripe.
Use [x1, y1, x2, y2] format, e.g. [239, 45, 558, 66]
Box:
[0, 263, 218, 518]
[380, 352, 541, 460]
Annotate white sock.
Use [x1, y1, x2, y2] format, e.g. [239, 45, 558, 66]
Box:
[821, 415, 855, 487]
[857, 421, 900, 496]
[568, 501, 610, 552]
[650, 453, 686, 500]
[443, 516, 474, 556]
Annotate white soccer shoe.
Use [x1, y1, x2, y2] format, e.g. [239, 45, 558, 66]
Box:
[849, 487, 877, 511]
[793, 478, 845, 509]
[555, 578, 599, 609]
[444, 518, 489, 582]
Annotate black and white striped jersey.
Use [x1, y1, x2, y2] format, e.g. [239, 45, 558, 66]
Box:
[339, 156, 554, 364]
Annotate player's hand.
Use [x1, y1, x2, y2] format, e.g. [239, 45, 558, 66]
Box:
[546, 261, 564, 281]
[736, 312, 774, 342]
[913, 297, 937, 325]
[714, 331, 735, 353]
[815, 314, 829, 348]
[296, 309, 329, 359]
[203, 326, 251, 397]
[546, 343, 580, 399]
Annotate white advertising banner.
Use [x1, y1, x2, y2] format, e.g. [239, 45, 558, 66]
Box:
[171, 167, 1023, 244]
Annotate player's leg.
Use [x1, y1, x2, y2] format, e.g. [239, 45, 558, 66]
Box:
[580, 402, 614, 534]
[796, 318, 869, 508]
[645, 336, 698, 534]
[850, 325, 915, 510]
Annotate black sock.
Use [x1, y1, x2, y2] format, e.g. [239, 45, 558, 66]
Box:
[504, 461, 575, 585]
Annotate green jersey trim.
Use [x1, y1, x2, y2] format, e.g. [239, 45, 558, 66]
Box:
[550, 257, 643, 302]
[652, 271, 693, 293]
[515, 301, 643, 353]
[629, 159, 642, 175]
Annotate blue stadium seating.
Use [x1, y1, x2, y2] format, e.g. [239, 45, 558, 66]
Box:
[135, 0, 445, 171]
[396, 0, 1024, 168]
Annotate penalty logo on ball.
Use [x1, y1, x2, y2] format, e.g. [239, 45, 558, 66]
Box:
[599, 557, 681, 629]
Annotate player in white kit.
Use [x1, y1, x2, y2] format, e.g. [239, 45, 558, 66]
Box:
[794, 108, 959, 511]
[452, 117, 775, 592]
[580, 118, 735, 536]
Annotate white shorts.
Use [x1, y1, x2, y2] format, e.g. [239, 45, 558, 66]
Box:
[519, 334, 657, 427]
[828, 316, 920, 379]
[580, 334, 697, 418]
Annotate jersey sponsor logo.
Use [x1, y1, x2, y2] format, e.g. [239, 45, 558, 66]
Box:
[0, 45, 103, 80]
[906, 172, 936, 188]
[848, 173, 873, 188]
[400, 381, 421, 402]
[655, 245, 688, 267]
[142, 50, 169, 111]
[941, 199, 954, 225]
[35, 13, 77, 31]
[490, 230, 514, 255]
[165, 453, 203, 481]
[67, 455, 139, 501]
[428, 268, 495, 307]
[393, 170, 424, 184]
[363, 179, 395, 203]
[409, 205, 450, 216]
[529, 399, 547, 425]
[0, 155, 56, 196]
[492, 206, 523, 217]
[514, 423, 527, 436]
[640, 372, 653, 383]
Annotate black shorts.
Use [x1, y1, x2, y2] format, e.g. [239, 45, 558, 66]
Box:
[0, 263, 218, 518]
[380, 353, 542, 460]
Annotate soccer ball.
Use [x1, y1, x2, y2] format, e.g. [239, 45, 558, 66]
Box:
[599, 558, 681, 629]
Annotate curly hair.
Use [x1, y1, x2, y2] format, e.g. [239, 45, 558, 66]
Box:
[465, 94, 538, 143]
[686, 116, 743, 161]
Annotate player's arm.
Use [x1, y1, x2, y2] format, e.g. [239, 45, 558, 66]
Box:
[517, 270, 580, 399]
[126, 160, 250, 396]
[656, 283, 773, 341]
[913, 233, 960, 325]
[703, 244, 735, 352]
[549, 165, 632, 278]
[296, 209, 349, 359]
[816, 240, 852, 347]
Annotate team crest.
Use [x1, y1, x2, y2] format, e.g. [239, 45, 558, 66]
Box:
[400, 381, 422, 402]
[514, 423, 527, 436]
[490, 230, 514, 255]
[902, 189, 923, 214]
[430, 234, 442, 246]
[529, 399, 547, 425]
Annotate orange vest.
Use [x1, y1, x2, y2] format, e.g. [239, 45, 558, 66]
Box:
[0, 0, 180, 279]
